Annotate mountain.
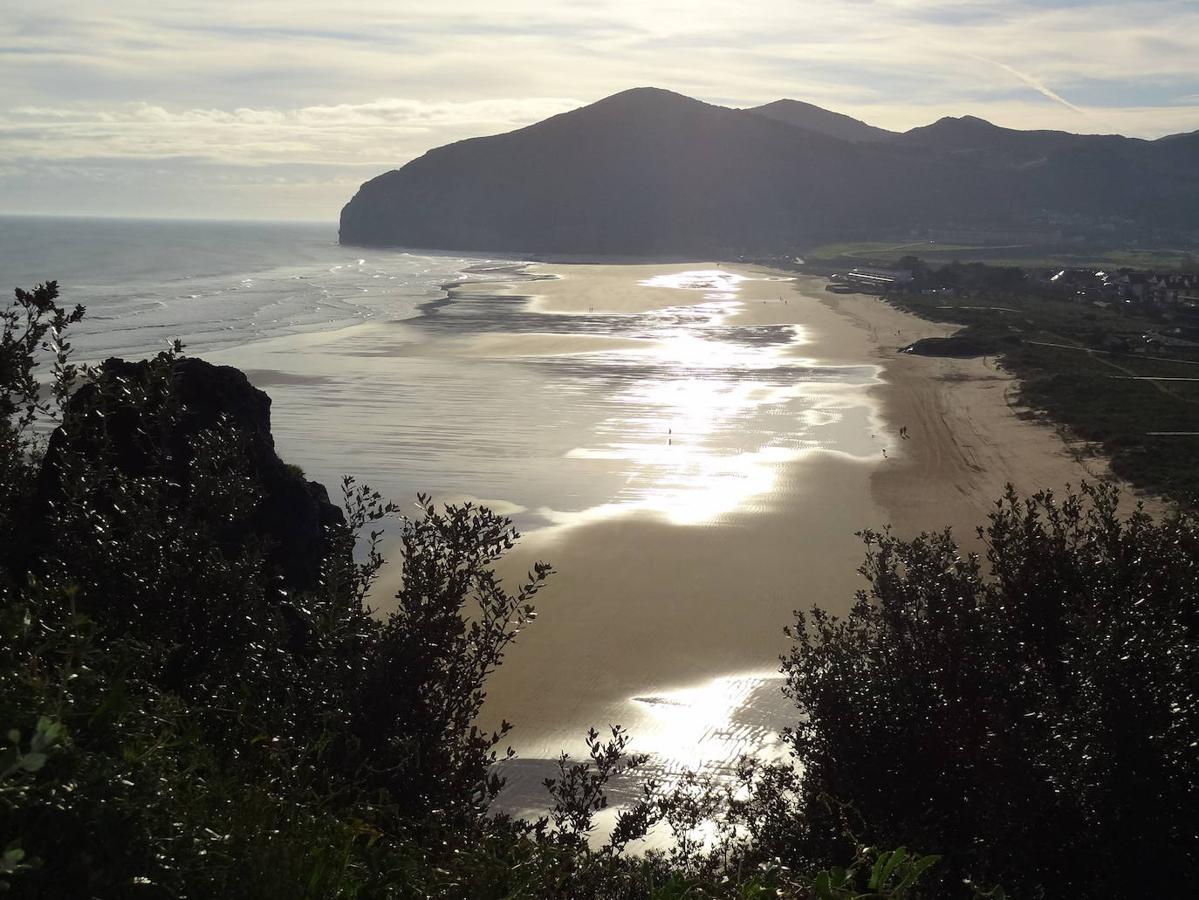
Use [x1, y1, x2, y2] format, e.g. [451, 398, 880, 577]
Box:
[894, 115, 1128, 165]
[888, 116, 1199, 230]
[747, 98, 896, 142]
[339, 88, 921, 254]
[339, 88, 1199, 255]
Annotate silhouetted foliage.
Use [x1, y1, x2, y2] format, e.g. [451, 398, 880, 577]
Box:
[0, 281, 83, 561]
[0, 282, 569, 894]
[783, 483, 1198, 897]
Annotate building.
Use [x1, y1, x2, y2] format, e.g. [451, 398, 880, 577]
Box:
[840, 267, 914, 293]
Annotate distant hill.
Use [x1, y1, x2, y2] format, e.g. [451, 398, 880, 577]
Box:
[894, 115, 1128, 165]
[747, 98, 896, 142]
[339, 88, 1199, 255]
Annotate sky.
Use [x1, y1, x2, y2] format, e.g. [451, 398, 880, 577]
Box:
[2, 0, 1197, 222]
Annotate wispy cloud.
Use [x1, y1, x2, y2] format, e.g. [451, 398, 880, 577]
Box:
[970, 56, 1086, 115]
[0, 98, 583, 166]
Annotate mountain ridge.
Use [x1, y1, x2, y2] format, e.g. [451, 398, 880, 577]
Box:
[339, 88, 1199, 254]
[747, 98, 897, 142]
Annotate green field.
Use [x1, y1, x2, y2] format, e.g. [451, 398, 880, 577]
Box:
[806, 242, 1197, 271]
[890, 287, 1199, 504]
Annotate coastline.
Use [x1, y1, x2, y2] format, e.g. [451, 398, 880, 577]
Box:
[200, 253, 1153, 814]
[478, 263, 1153, 814]
[817, 280, 1159, 541]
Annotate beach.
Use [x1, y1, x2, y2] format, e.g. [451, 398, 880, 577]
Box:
[822, 284, 1142, 539]
[181, 252, 1148, 814]
[6, 218, 1153, 815]
[468, 264, 1147, 814]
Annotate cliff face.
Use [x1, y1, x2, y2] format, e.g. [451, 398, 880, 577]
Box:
[339, 87, 1199, 255]
[37, 356, 345, 595]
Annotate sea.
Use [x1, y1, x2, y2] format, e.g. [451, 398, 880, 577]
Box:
[0, 215, 546, 517]
[0, 215, 476, 358]
[1, 215, 879, 533]
[2, 215, 885, 822]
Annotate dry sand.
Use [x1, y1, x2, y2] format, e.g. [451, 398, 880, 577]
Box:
[819, 281, 1157, 538]
[481, 263, 1150, 797]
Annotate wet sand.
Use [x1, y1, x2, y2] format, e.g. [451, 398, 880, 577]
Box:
[481, 265, 1144, 813]
[216, 258, 1145, 814]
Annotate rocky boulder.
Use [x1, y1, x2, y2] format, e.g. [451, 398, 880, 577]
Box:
[37, 356, 346, 595]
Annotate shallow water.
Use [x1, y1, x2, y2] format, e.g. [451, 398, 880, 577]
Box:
[0, 215, 484, 357]
[2, 217, 881, 530]
[3, 218, 887, 818]
[213, 264, 882, 535]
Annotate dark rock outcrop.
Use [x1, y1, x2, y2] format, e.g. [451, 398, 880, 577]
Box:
[37, 356, 345, 595]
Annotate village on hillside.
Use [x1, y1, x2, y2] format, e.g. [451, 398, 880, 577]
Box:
[825, 262, 1199, 353]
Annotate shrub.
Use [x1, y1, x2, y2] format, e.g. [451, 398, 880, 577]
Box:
[783, 483, 1198, 897]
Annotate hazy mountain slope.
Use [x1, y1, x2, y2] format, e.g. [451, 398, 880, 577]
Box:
[339, 88, 1199, 254]
[748, 99, 896, 142]
[340, 88, 1000, 254]
[895, 115, 1130, 165]
[892, 116, 1199, 229]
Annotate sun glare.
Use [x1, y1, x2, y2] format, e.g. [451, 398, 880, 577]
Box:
[626, 671, 793, 785]
[547, 269, 882, 526]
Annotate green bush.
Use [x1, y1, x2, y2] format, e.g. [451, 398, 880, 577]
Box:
[782, 483, 1198, 897]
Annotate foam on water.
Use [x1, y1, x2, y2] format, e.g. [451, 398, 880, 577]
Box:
[0, 215, 490, 359]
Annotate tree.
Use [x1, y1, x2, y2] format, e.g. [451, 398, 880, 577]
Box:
[0, 282, 561, 894]
[0, 282, 83, 567]
[783, 483, 1198, 897]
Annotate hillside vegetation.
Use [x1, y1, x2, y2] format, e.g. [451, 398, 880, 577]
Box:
[865, 259, 1199, 503]
[339, 88, 1199, 256]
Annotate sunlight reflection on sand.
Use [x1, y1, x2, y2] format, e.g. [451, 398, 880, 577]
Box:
[479, 266, 889, 824]
[223, 262, 889, 822]
[496, 669, 796, 840]
[526, 270, 882, 526]
[628, 672, 792, 776]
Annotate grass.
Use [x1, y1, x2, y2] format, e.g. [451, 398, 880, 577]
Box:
[890, 288, 1199, 504]
[805, 243, 1197, 272]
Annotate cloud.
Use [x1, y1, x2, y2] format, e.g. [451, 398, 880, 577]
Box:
[1, 0, 1198, 218]
[0, 97, 584, 167]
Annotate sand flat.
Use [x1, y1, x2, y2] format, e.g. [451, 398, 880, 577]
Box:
[219, 257, 1146, 808]
[481, 263, 1149, 808]
[520, 264, 751, 315]
[819, 283, 1159, 537]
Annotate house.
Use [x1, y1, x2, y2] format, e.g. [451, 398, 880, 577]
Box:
[841, 267, 914, 293]
[1109, 271, 1199, 305]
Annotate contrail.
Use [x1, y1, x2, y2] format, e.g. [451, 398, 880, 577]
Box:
[974, 54, 1087, 116]
[960, 51, 1124, 132]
